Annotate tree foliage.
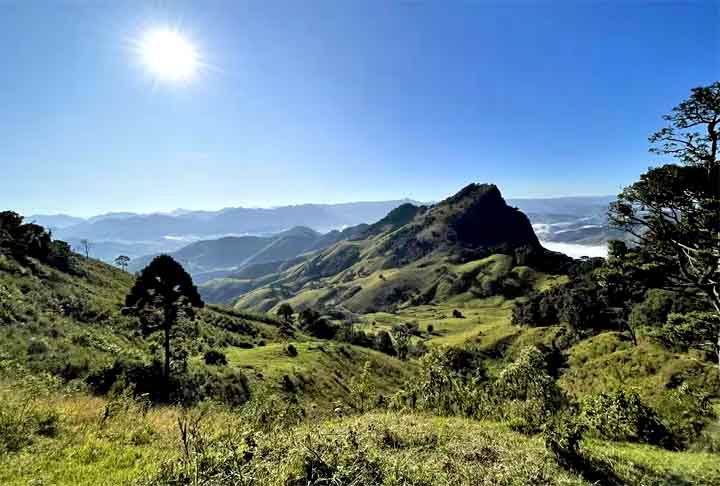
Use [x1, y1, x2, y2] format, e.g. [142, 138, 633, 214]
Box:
[114, 255, 130, 272]
[124, 255, 204, 393]
[0, 211, 73, 271]
[609, 82, 719, 366]
[609, 82, 719, 315]
[276, 303, 294, 322]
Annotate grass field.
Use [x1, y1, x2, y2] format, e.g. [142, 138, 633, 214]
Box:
[222, 340, 414, 405]
[3, 391, 718, 486]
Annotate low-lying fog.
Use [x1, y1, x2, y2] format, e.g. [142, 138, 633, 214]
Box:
[540, 241, 607, 259]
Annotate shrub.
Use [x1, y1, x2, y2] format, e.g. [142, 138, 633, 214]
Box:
[277, 302, 294, 322]
[494, 346, 564, 431]
[27, 340, 48, 355]
[655, 311, 720, 359]
[414, 346, 466, 415]
[349, 361, 373, 413]
[204, 370, 251, 406]
[203, 349, 227, 366]
[628, 289, 697, 328]
[580, 390, 671, 446]
[0, 398, 58, 453]
[656, 383, 715, 448]
[281, 374, 296, 393]
[87, 358, 250, 406]
[304, 318, 338, 339]
[544, 411, 586, 468]
[373, 330, 396, 356]
[292, 429, 383, 485]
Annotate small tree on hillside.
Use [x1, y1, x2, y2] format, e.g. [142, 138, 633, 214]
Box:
[124, 255, 203, 394]
[277, 303, 294, 323]
[79, 239, 92, 258]
[609, 82, 720, 367]
[391, 324, 411, 360]
[349, 361, 373, 413]
[373, 330, 396, 356]
[114, 255, 130, 272]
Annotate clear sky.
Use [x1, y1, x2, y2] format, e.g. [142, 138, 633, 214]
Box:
[1, 1, 717, 217]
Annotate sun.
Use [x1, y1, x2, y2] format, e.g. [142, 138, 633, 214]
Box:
[138, 28, 198, 82]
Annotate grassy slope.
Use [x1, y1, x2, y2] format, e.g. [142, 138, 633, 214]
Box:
[2, 394, 718, 486]
[2, 253, 719, 484]
[223, 340, 413, 404]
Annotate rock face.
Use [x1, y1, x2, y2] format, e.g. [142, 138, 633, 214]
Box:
[443, 184, 540, 249]
[370, 183, 541, 266]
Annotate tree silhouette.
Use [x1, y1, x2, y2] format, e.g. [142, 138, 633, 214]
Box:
[277, 302, 294, 322]
[79, 239, 91, 258]
[114, 255, 130, 272]
[124, 255, 203, 393]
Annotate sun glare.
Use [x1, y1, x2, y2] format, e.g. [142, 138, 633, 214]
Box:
[138, 28, 198, 82]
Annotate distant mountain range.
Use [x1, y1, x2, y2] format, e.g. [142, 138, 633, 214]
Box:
[29, 194, 617, 265]
[30, 200, 416, 261]
[127, 225, 370, 284]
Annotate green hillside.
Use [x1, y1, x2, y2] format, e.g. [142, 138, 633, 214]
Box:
[227, 184, 563, 313]
[1, 216, 719, 485]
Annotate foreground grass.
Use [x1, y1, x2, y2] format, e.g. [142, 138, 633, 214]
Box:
[585, 439, 720, 485]
[2, 383, 719, 486]
[0, 392, 176, 485]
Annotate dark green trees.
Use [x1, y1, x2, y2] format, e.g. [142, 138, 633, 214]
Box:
[125, 255, 203, 392]
[114, 255, 130, 272]
[277, 303, 294, 322]
[610, 82, 720, 366]
[0, 211, 72, 271]
[0, 212, 50, 260]
[610, 82, 719, 314]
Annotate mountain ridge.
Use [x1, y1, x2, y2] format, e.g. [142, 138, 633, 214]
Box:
[222, 183, 564, 312]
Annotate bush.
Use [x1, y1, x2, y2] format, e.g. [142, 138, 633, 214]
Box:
[293, 429, 383, 485]
[544, 411, 586, 467]
[373, 330, 396, 356]
[580, 390, 671, 446]
[656, 383, 715, 448]
[304, 318, 338, 340]
[86, 358, 250, 406]
[27, 340, 48, 355]
[203, 349, 227, 366]
[0, 398, 58, 453]
[494, 346, 564, 431]
[655, 311, 720, 359]
[629, 289, 697, 328]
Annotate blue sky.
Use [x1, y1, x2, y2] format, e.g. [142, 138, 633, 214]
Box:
[1, 1, 717, 217]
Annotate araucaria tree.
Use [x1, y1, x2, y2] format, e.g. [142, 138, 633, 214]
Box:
[124, 255, 204, 393]
[610, 82, 720, 366]
[79, 239, 91, 258]
[114, 254, 130, 272]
